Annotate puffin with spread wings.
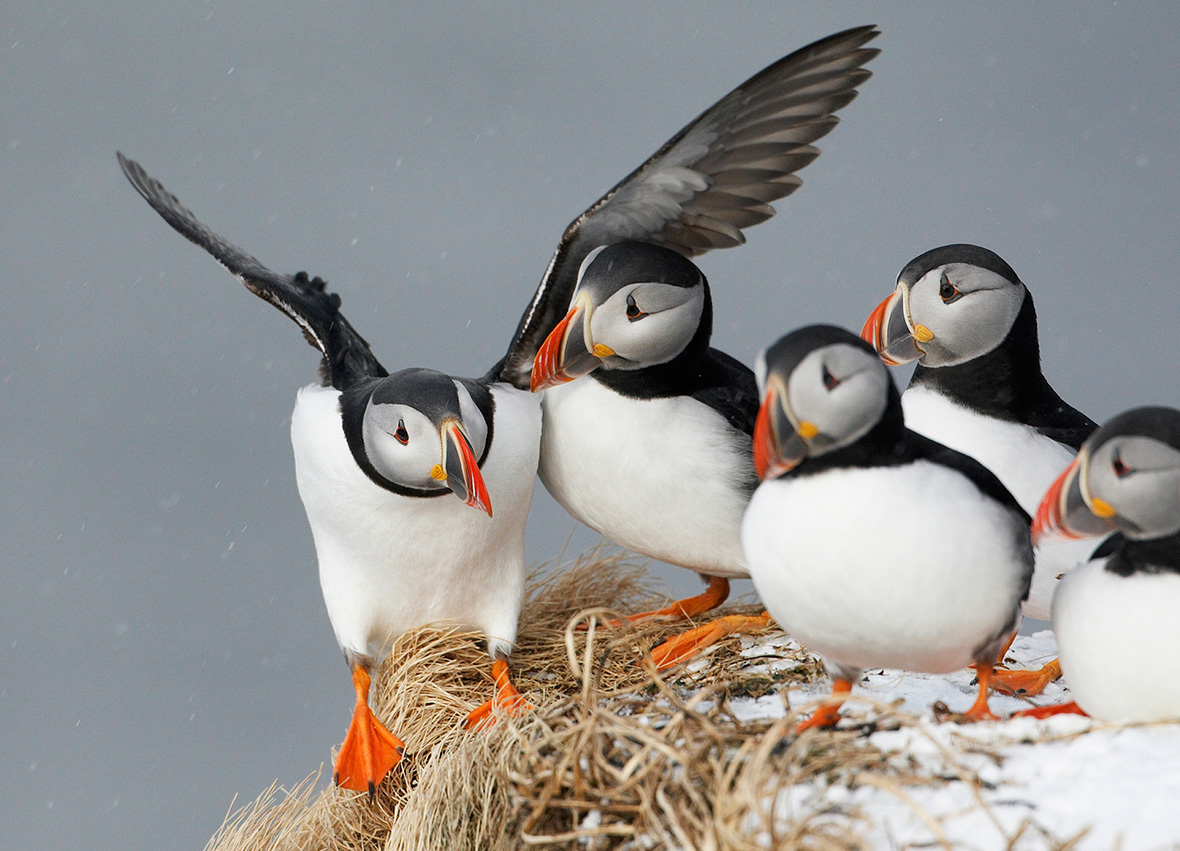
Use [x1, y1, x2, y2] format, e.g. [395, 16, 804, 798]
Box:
[119, 153, 542, 799]
[503, 26, 880, 666]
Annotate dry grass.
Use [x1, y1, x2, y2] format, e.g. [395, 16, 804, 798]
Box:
[204, 549, 1064, 851]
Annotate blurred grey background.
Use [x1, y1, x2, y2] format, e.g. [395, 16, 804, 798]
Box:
[3, 3, 1178, 848]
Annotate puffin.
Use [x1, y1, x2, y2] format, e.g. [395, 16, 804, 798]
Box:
[860, 244, 1098, 693]
[118, 153, 542, 798]
[1024, 406, 1180, 722]
[506, 26, 881, 665]
[741, 325, 1032, 730]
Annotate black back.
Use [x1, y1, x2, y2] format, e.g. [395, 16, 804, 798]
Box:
[909, 291, 1097, 450]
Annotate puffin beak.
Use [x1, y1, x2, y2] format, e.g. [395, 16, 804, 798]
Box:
[435, 419, 493, 517]
[861, 286, 926, 366]
[1031, 453, 1116, 546]
[530, 293, 614, 392]
[752, 381, 811, 480]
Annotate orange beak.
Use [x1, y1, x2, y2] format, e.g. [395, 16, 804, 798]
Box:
[861, 288, 924, 366]
[752, 382, 810, 480]
[441, 420, 492, 517]
[1031, 454, 1116, 546]
[531, 295, 612, 392]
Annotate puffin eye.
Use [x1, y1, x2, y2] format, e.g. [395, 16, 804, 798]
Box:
[821, 364, 840, 391]
[939, 274, 963, 304]
[1111, 451, 1130, 478]
[625, 293, 647, 321]
[393, 419, 409, 445]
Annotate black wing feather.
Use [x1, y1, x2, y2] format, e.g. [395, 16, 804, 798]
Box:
[117, 152, 386, 390]
[500, 25, 880, 387]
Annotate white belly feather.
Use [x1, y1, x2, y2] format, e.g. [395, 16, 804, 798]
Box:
[1053, 560, 1180, 722]
[290, 383, 541, 664]
[742, 461, 1028, 675]
[902, 385, 1093, 619]
[539, 378, 750, 578]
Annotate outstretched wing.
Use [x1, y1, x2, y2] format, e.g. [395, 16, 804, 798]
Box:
[499, 25, 880, 387]
[118, 152, 386, 390]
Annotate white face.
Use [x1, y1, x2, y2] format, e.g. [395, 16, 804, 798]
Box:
[785, 343, 891, 455]
[587, 280, 705, 370]
[361, 381, 488, 490]
[904, 262, 1025, 367]
[1085, 436, 1180, 539]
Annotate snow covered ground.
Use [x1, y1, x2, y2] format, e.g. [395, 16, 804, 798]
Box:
[710, 631, 1180, 850]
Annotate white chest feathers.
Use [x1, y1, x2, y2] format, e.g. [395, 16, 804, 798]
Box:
[1053, 559, 1180, 722]
[539, 378, 751, 577]
[901, 385, 1077, 512]
[742, 461, 1029, 675]
[289, 383, 541, 664]
[901, 385, 1092, 620]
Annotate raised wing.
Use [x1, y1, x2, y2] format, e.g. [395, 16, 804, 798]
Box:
[499, 25, 880, 388]
[118, 152, 387, 390]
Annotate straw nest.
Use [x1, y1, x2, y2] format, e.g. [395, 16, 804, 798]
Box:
[204, 548, 1060, 851]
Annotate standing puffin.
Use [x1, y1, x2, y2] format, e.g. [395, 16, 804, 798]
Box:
[1027, 407, 1180, 722]
[118, 154, 541, 798]
[506, 27, 880, 664]
[742, 325, 1032, 730]
[860, 244, 1098, 693]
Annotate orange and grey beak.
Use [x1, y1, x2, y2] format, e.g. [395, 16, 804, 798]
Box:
[434, 419, 492, 517]
[860, 286, 928, 366]
[1031, 454, 1117, 546]
[752, 380, 813, 480]
[530, 293, 615, 392]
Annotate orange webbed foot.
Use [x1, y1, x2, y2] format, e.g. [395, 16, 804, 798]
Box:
[990, 659, 1063, 696]
[648, 611, 773, 669]
[1011, 700, 1087, 720]
[962, 662, 1000, 722]
[582, 576, 731, 629]
[795, 677, 853, 733]
[466, 659, 531, 731]
[334, 666, 405, 799]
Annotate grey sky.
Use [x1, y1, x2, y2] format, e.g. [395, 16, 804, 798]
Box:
[3, 4, 1179, 849]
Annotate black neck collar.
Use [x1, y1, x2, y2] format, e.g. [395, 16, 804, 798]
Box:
[909, 291, 1095, 445]
[1105, 531, 1180, 576]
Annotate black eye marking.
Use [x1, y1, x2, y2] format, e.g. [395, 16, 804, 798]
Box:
[939, 273, 963, 304]
[1112, 451, 1130, 478]
[625, 293, 647, 321]
[821, 364, 840, 391]
[393, 419, 409, 445]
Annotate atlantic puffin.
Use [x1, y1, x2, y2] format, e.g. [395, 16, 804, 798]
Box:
[861, 244, 1098, 693]
[118, 153, 541, 798]
[1025, 406, 1180, 722]
[741, 325, 1032, 730]
[506, 26, 880, 664]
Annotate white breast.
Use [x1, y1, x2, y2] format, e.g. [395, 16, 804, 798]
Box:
[290, 383, 541, 664]
[539, 378, 750, 577]
[1052, 559, 1180, 722]
[742, 461, 1028, 675]
[902, 384, 1092, 619]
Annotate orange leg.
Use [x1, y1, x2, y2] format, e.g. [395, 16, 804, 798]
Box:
[1012, 700, 1087, 720]
[962, 662, 1000, 722]
[466, 659, 532, 731]
[990, 658, 1063, 696]
[334, 665, 405, 799]
[796, 677, 853, 733]
[649, 611, 773, 669]
[595, 576, 731, 628]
